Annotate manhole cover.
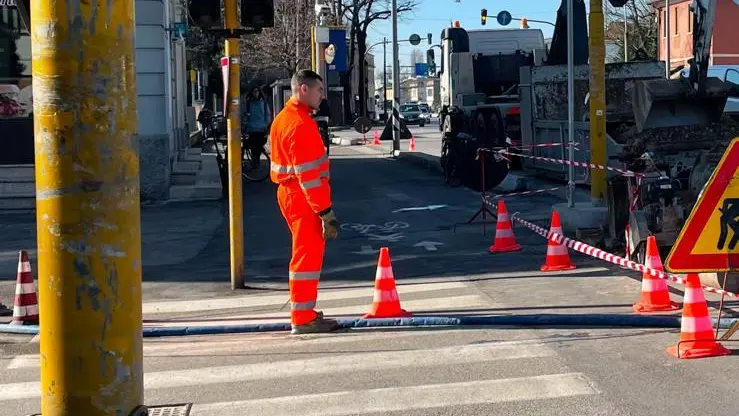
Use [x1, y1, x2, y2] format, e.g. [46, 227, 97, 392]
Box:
[148, 404, 192, 416]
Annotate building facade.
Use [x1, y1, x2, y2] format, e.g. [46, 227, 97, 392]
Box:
[0, 0, 189, 207]
[655, 0, 739, 70]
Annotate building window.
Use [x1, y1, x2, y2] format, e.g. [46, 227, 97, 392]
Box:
[672, 6, 678, 35]
[688, 10, 694, 33]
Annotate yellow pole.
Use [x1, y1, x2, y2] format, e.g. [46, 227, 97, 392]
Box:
[32, 0, 145, 415]
[588, 0, 607, 205]
[225, 0, 244, 289]
[311, 25, 317, 72]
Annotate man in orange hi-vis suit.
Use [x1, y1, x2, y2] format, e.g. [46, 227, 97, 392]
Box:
[270, 69, 341, 335]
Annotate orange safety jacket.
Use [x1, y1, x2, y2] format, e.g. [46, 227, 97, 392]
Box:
[269, 97, 332, 215]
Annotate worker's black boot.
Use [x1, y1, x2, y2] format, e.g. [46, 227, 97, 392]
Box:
[291, 311, 341, 335]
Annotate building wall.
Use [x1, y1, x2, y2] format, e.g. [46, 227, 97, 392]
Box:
[136, 0, 172, 201]
[656, 0, 739, 69]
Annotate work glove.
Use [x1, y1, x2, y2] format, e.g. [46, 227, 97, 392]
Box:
[320, 209, 340, 240]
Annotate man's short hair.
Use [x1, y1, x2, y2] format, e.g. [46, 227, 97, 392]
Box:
[291, 69, 323, 92]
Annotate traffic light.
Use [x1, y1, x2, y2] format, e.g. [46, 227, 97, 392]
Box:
[240, 0, 274, 29]
[187, 0, 274, 30]
[481, 9, 487, 26]
[520, 18, 529, 29]
[188, 0, 221, 30]
[427, 33, 432, 45]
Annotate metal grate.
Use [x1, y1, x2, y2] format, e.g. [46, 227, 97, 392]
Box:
[148, 404, 192, 416]
[27, 403, 192, 416]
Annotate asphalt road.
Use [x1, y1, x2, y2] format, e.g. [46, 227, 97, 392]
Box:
[1, 141, 737, 415]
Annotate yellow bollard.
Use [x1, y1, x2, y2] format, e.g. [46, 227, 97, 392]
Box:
[32, 0, 145, 414]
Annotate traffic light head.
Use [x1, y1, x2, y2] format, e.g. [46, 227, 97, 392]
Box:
[481, 9, 487, 26]
[520, 18, 529, 29]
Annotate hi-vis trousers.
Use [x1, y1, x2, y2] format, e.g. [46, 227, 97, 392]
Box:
[277, 183, 325, 326]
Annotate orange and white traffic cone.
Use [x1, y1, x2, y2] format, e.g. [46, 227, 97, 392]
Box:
[363, 247, 411, 319]
[10, 250, 39, 326]
[408, 134, 416, 151]
[540, 211, 576, 272]
[633, 235, 680, 313]
[489, 200, 521, 253]
[372, 131, 380, 145]
[666, 273, 731, 359]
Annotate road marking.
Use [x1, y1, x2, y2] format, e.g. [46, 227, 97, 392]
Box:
[392, 204, 448, 213]
[414, 241, 444, 251]
[351, 245, 376, 255]
[143, 281, 470, 314]
[0, 341, 558, 402]
[145, 295, 490, 328]
[10, 329, 538, 370]
[189, 373, 597, 416]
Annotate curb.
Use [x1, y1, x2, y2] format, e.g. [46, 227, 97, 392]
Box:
[2, 314, 736, 338]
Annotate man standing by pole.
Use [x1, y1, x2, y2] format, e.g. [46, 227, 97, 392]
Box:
[270, 70, 341, 335]
[33, 0, 146, 414]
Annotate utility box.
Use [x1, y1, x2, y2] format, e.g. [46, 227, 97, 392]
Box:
[271, 78, 292, 115]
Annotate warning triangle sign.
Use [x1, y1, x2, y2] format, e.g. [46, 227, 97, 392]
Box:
[665, 137, 739, 273]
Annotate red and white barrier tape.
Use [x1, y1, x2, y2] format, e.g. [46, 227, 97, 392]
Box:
[487, 187, 562, 201]
[484, 198, 739, 299]
[510, 142, 580, 151]
[490, 149, 643, 178]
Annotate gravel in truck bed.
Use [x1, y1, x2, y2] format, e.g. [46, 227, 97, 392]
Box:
[612, 115, 739, 156]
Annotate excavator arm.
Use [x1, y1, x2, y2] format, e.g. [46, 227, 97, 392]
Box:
[631, 0, 734, 132]
[688, 0, 716, 96]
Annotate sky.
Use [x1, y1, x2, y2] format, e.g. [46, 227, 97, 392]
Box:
[365, 0, 582, 70]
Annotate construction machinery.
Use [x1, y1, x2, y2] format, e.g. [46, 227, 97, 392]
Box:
[632, 0, 733, 132]
[430, 21, 548, 190]
[516, 0, 739, 291]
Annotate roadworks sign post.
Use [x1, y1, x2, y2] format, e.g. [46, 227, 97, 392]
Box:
[665, 136, 739, 341]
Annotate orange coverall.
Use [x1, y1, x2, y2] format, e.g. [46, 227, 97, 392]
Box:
[269, 97, 332, 326]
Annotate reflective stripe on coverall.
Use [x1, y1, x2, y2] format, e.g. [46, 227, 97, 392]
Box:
[270, 97, 332, 326]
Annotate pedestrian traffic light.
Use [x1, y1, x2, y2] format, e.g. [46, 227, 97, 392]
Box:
[481, 9, 487, 26]
[520, 18, 529, 29]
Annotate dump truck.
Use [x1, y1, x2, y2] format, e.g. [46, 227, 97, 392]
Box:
[429, 22, 548, 190]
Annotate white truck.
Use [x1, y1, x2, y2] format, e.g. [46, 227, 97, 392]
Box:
[428, 23, 547, 189]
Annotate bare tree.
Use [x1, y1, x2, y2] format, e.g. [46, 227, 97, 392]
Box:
[409, 48, 424, 68]
[341, 0, 422, 117]
[240, 0, 314, 83]
[605, 0, 658, 62]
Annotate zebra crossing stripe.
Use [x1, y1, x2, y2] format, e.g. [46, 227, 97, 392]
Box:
[188, 373, 597, 416]
[0, 341, 557, 402]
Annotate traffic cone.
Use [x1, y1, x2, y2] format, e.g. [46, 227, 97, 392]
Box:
[10, 250, 39, 326]
[489, 200, 521, 253]
[666, 273, 731, 359]
[372, 131, 380, 145]
[363, 247, 411, 319]
[540, 211, 576, 272]
[408, 134, 416, 151]
[633, 235, 680, 313]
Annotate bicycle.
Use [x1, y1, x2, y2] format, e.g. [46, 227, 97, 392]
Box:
[241, 132, 271, 182]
